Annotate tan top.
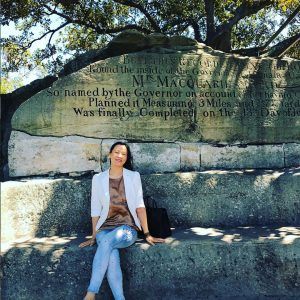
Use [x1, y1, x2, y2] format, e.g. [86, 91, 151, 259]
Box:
[99, 175, 139, 231]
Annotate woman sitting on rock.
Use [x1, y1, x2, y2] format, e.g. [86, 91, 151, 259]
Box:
[79, 141, 165, 300]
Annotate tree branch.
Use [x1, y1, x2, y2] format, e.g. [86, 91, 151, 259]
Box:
[99, 24, 151, 34]
[169, 22, 191, 37]
[261, 5, 300, 51]
[232, 4, 300, 57]
[207, 0, 272, 46]
[262, 33, 300, 57]
[43, 3, 151, 35]
[113, 0, 161, 32]
[47, 21, 69, 47]
[188, 19, 203, 42]
[23, 21, 69, 49]
[231, 46, 261, 56]
[21, 24, 59, 49]
[43, 4, 97, 29]
[159, 18, 189, 35]
[204, 0, 215, 38]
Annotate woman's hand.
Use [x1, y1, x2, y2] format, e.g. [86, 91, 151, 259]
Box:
[79, 237, 96, 248]
[145, 235, 165, 246]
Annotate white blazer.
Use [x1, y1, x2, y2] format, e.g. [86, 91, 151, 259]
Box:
[91, 168, 145, 231]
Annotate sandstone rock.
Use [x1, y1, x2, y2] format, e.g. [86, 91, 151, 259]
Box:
[284, 143, 300, 167]
[200, 144, 285, 169]
[178, 142, 201, 171]
[147, 33, 170, 47]
[11, 42, 300, 144]
[8, 131, 294, 177]
[2, 169, 299, 243]
[1, 178, 91, 243]
[107, 30, 147, 52]
[2, 228, 300, 299]
[141, 169, 300, 227]
[8, 131, 102, 177]
[179, 143, 289, 170]
[169, 35, 198, 47]
[130, 142, 180, 173]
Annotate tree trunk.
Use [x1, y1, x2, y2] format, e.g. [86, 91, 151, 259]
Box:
[208, 31, 232, 52]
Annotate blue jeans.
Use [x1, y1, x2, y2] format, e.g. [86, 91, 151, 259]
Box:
[87, 225, 137, 299]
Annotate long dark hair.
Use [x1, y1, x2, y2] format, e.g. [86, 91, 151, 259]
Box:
[109, 142, 133, 170]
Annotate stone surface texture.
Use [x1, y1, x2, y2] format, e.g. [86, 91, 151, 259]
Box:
[179, 143, 201, 171]
[200, 144, 285, 169]
[130, 142, 180, 173]
[2, 169, 300, 244]
[11, 37, 300, 144]
[8, 131, 102, 177]
[8, 134, 300, 177]
[1, 179, 91, 243]
[142, 169, 300, 227]
[2, 228, 300, 300]
[284, 143, 300, 167]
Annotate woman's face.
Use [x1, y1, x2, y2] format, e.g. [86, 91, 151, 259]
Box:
[109, 144, 128, 167]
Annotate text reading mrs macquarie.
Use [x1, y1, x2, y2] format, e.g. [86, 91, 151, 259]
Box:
[13, 51, 300, 143]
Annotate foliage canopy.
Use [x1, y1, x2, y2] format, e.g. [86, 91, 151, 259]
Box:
[1, 0, 299, 78]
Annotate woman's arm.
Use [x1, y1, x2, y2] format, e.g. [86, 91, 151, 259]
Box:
[91, 216, 100, 238]
[136, 207, 150, 234]
[79, 216, 100, 248]
[136, 207, 165, 246]
[79, 175, 102, 248]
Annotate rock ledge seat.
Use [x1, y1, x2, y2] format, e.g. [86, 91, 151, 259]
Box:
[1, 169, 300, 299]
[2, 226, 300, 300]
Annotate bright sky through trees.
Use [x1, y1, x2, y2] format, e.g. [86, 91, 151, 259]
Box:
[1, 0, 299, 93]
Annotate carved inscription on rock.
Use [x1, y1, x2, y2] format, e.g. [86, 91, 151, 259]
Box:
[12, 49, 300, 143]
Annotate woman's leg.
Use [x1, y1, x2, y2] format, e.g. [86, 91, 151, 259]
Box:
[87, 229, 112, 294]
[106, 226, 137, 300]
[87, 225, 137, 296]
[106, 249, 124, 300]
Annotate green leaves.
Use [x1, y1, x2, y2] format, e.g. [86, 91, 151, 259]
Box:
[2, 0, 298, 77]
